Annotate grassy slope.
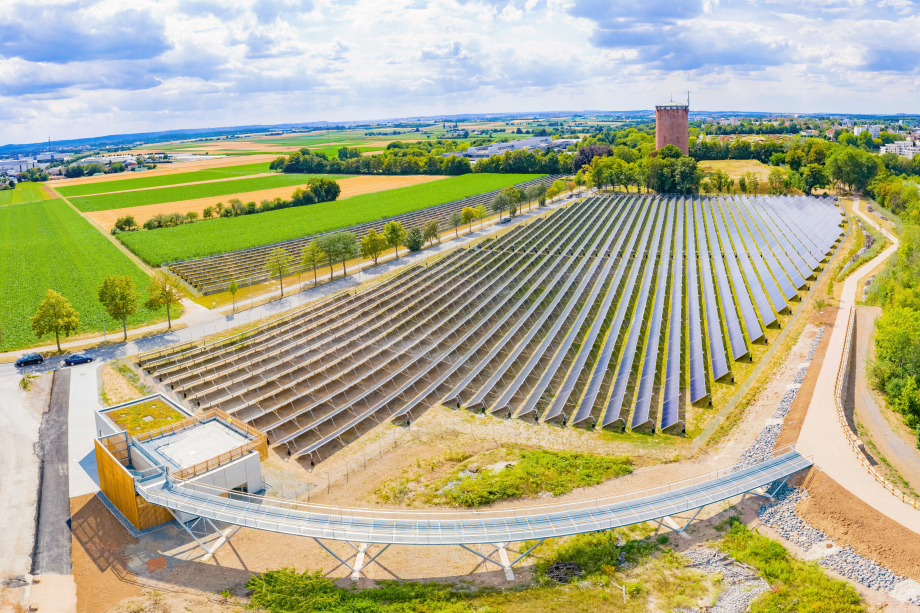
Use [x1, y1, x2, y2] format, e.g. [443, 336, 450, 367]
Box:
[119, 173, 543, 265]
[0, 182, 51, 206]
[0, 199, 157, 351]
[55, 162, 274, 198]
[69, 173, 351, 212]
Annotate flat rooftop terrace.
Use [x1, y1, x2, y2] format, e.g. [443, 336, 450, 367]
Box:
[139, 419, 251, 471]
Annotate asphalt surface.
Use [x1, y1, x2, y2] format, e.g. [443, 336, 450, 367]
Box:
[32, 369, 72, 576]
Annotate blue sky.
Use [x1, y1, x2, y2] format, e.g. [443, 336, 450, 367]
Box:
[1, 0, 918, 143]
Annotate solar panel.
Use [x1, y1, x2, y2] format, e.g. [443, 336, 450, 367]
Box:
[762, 197, 824, 264]
[575, 198, 653, 420]
[547, 199, 644, 424]
[726, 196, 788, 313]
[749, 197, 814, 277]
[740, 195, 807, 290]
[662, 197, 685, 427]
[633, 198, 675, 430]
[694, 198, 730, 381]
[603, 197, 667, 428]
[715, 197, 776, 329]
[708, 197, 766, 341]
[702, 198, 748, 360]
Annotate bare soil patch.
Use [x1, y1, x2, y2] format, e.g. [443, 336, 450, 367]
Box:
[795, 469, 920, 583]
[84, 174, 448, 231]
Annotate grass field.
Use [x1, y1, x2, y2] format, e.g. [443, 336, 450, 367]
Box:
[0, 199, 159, 351]
[55, 162, 276, 198]
[699, 159, 771, 180]
[119, 173, 543, 265]
[68, 173, 351, 212]
[0, 182, 50, 206]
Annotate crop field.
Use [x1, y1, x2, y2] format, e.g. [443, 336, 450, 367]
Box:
[55, 162, 275, 198]
[0, 199, 159, 351]
[139, 194, 843, 461]
[119, 173, 543, 266]
[68, 174, 351, 212]
[0, 183, 50, 206]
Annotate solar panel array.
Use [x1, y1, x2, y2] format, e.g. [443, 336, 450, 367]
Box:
[139, 194, 843, 460]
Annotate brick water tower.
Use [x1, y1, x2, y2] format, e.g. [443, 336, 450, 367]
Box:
[655, 98, 689, 155]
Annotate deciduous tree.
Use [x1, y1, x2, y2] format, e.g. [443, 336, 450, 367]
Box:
[31, 289, 79, 351]
[360, 228, 388, 264]
[144, 272, 184, 328]
[423, 221, 439, 245]
[98, 276, 138, 341]
[383, 221, 407, 258]
[449, 210, 463, 238]
[263, 248, 294, 298]
[301, 241, 325, 284]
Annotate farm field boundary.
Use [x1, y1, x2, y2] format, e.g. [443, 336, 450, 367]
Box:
[85, 174, 448, 232]
[0, 199, 162, 351]
[55, 162, 276, 197]
[68, 173, 351, 212]
[120, 173, 546, 269]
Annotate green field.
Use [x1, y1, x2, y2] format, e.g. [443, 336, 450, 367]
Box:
[0, 199, 159, 351]
[119, 173, 544, 266]
[55, 162, 275, 198]
[0, 182, 51, 206]
[68, 173, 351, 212]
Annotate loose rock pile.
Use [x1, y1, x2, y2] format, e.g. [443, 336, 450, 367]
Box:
[682, 547, 769, 613]
[545, 561, 583, 583]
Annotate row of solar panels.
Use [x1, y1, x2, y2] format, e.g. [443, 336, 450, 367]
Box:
[141, 193, 842, 456]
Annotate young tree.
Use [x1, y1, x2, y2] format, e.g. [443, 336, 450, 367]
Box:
[228, 280, 239, 312]
[203, 206, 215, 219]
[98, 275, 138, 341]
[144, 272, 184, 328]
[746, 171, 761, 195]
[383, 221, 407, 258]
[314, 234, 339, 280]
[423, 221, 439, 245]
[490, 192, 510, 219]
[301, 241, 326, 284]
[768, 167, 785, 195]
[474, 204, 488, 228]
[461, 206, 477, 233]
[360, 228, 388, 264]
[738, 176, 747, 194]
[30, 289, 79, 351]
[405, 227, 425, 251]
[449, 210, 463, 238]
[263, 247, 294, 298]
[331, 232, 359, 276]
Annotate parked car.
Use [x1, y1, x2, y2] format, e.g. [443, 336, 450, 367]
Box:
[64, 353, 94, 366]
[15, 353, 43, 367]
[501, 217, 512, 224]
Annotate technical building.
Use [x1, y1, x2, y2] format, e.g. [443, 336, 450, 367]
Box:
[655, 101, 689, 155]
[94, 394, 267, 531]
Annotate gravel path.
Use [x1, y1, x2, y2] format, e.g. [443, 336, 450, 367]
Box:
[681, 548, 769, 613]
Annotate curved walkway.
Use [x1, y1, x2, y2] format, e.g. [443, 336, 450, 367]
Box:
[136, 447, 810, 545]
[797, 197, 920, 535]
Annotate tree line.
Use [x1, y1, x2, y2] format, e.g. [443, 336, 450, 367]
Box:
[28, 273, 185, 352]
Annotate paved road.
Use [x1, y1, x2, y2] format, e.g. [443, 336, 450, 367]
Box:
[32, 369, 72, 575]
[853, 305, 920, 490]
[0, 373, 43, 582]
[797, 197, 920, 535]
[0, 195, 578, 379]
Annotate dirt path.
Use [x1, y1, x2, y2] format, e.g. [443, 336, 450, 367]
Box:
[84, 174, 448, 231]
[796, 196, 920, 535]
[853, 305, 920, 493]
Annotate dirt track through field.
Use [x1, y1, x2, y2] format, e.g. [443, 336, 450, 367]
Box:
[85, 174, 448, 230]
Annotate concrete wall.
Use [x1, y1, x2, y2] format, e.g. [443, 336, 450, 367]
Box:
[656, 108, 689, 155]
[175, 452, 263, 523]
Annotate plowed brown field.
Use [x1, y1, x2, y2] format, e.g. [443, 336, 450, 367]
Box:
[84, 174, 447, 231]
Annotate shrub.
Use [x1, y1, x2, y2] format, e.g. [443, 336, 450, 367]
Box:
[405, 227, 424, 251]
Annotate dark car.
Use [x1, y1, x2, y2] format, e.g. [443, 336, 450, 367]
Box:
[15, 353, 43, 367]
[64, 353, 94, 366]
[501, 217, 512, 224]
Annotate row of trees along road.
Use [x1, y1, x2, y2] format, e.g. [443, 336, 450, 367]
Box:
[231, 182, 558, 306]
[29, 273, 184, 352]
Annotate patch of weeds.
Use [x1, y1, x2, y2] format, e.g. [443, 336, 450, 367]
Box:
[115, 361, 152, 395]
[716, 522, 865, 613]
[19, 373, 38, 391]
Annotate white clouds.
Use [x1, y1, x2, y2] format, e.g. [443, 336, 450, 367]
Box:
[0, 0, 919, 142]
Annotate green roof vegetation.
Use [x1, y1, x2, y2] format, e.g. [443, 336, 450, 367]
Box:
[108, 398, 186, 434]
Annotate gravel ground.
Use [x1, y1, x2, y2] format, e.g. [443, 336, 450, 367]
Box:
[719, 324, 920, 606]
[681, 547, 769, 613]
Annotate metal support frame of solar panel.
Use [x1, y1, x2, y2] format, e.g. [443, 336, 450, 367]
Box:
[168, 175, 563, 294]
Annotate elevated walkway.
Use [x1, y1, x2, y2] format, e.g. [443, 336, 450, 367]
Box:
[134, 446, 811, 579]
